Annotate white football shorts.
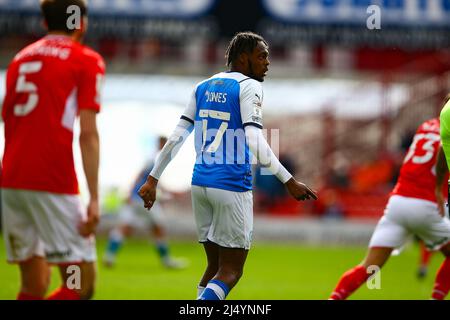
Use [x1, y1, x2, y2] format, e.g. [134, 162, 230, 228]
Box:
[369, 195, 450, 251]
[191, 185, 253, 250]
[2, 189, 96, 264]
[118, 200, 164, 228]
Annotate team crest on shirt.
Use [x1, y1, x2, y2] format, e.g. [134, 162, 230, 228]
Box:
[252, 116, 262, 123]
[253, 95, 262, 120]
[253, 93, 262, 109]
[212, 80, 224, 85]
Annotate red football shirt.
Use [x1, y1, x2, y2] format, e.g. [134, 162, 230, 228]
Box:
[1, 35, 105, 194]
[391, 118, 445, 202]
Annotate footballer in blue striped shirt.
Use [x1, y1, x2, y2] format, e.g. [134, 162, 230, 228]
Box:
[139, 31, 318, 300]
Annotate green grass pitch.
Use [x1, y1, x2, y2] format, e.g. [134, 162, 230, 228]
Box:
[0, 237, 444, 300]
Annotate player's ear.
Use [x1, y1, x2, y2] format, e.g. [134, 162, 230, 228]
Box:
[238, 52, 247, 65]
[80, 16, 88, 33]
[72, 16, 87, 42]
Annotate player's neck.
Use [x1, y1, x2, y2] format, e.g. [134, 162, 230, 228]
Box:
[229, 65, 248, 77]
[47, 31, 82, 43]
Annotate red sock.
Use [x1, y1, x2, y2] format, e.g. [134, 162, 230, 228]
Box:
[46, 287, 80, 300]
[330, 265, 369, 300]
[432, 257, 450, 300]
[17, 292, 43, 300]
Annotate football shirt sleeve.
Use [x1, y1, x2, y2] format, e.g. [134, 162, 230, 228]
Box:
[180, 88, 197, 125]
[150, 118, 194, 180]
[245, 125, 292, 184]
[240, 79, 263, 129]
[2, 62, 18, 120]
[77, 54, 106, 113]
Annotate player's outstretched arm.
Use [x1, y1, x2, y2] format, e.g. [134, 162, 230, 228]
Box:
[139, 175, 158, 210]
[435, 145, 449, 217]
[244, 125, 318, 201]
[138, 118, 193, 210]
[78, 109, 100, 237]
[284, 177, 318, 201]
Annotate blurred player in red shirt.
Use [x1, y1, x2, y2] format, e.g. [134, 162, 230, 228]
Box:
[1, 0, 105, 300]
[330, 113, 450, 300]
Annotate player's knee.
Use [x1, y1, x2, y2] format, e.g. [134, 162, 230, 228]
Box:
[228, 271, 243, 288]
[152, 225, 165, 237]
[233, 269, 244, 282]
[120, 225, 133, 237]
[219, 267, 243, 285]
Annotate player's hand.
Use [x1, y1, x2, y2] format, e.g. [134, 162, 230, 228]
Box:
[138, 175, 158, 210]
[78, 199, 100, 237]
[435, 187, 446, 217]
[285, 178, 318, 201]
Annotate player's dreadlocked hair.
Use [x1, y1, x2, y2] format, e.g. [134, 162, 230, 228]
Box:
[225, 31, 268, 67]
[40, 0, 87, 33]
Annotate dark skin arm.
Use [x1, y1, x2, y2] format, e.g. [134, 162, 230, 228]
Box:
[284, 177, 318, 201]
[139, 175, 318, 210]
[435, 146, 449, 217]
[139, 175, 159, 210]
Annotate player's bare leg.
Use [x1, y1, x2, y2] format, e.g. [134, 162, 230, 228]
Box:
[330, 247, 393, 300]
[47, 262, 96, 300]
[121, 224, 133, 237]
[198, 242, 248, 300]
[215, 247, 248, 289]
[431, 242, 450, 299]
[361, 247, 393, 269]
[18, 256, 51, 299]
[199, 241, 220, 286]
[197, 241, 220, 298]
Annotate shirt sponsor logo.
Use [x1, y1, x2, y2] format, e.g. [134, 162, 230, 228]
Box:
[46, 250, 72, 259]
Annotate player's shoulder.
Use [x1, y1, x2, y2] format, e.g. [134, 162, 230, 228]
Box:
[214, 72, 260, 85]
[75, 44, 106, 71]
[418, 118, 440, 134]
[239, 77, 262, 91]
[194, 72, 262, 95]
[11, 38, 45, 64]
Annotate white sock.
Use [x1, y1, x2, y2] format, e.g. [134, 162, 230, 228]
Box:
[110, 228, 124, 242]
[197, 285, 205, 299]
